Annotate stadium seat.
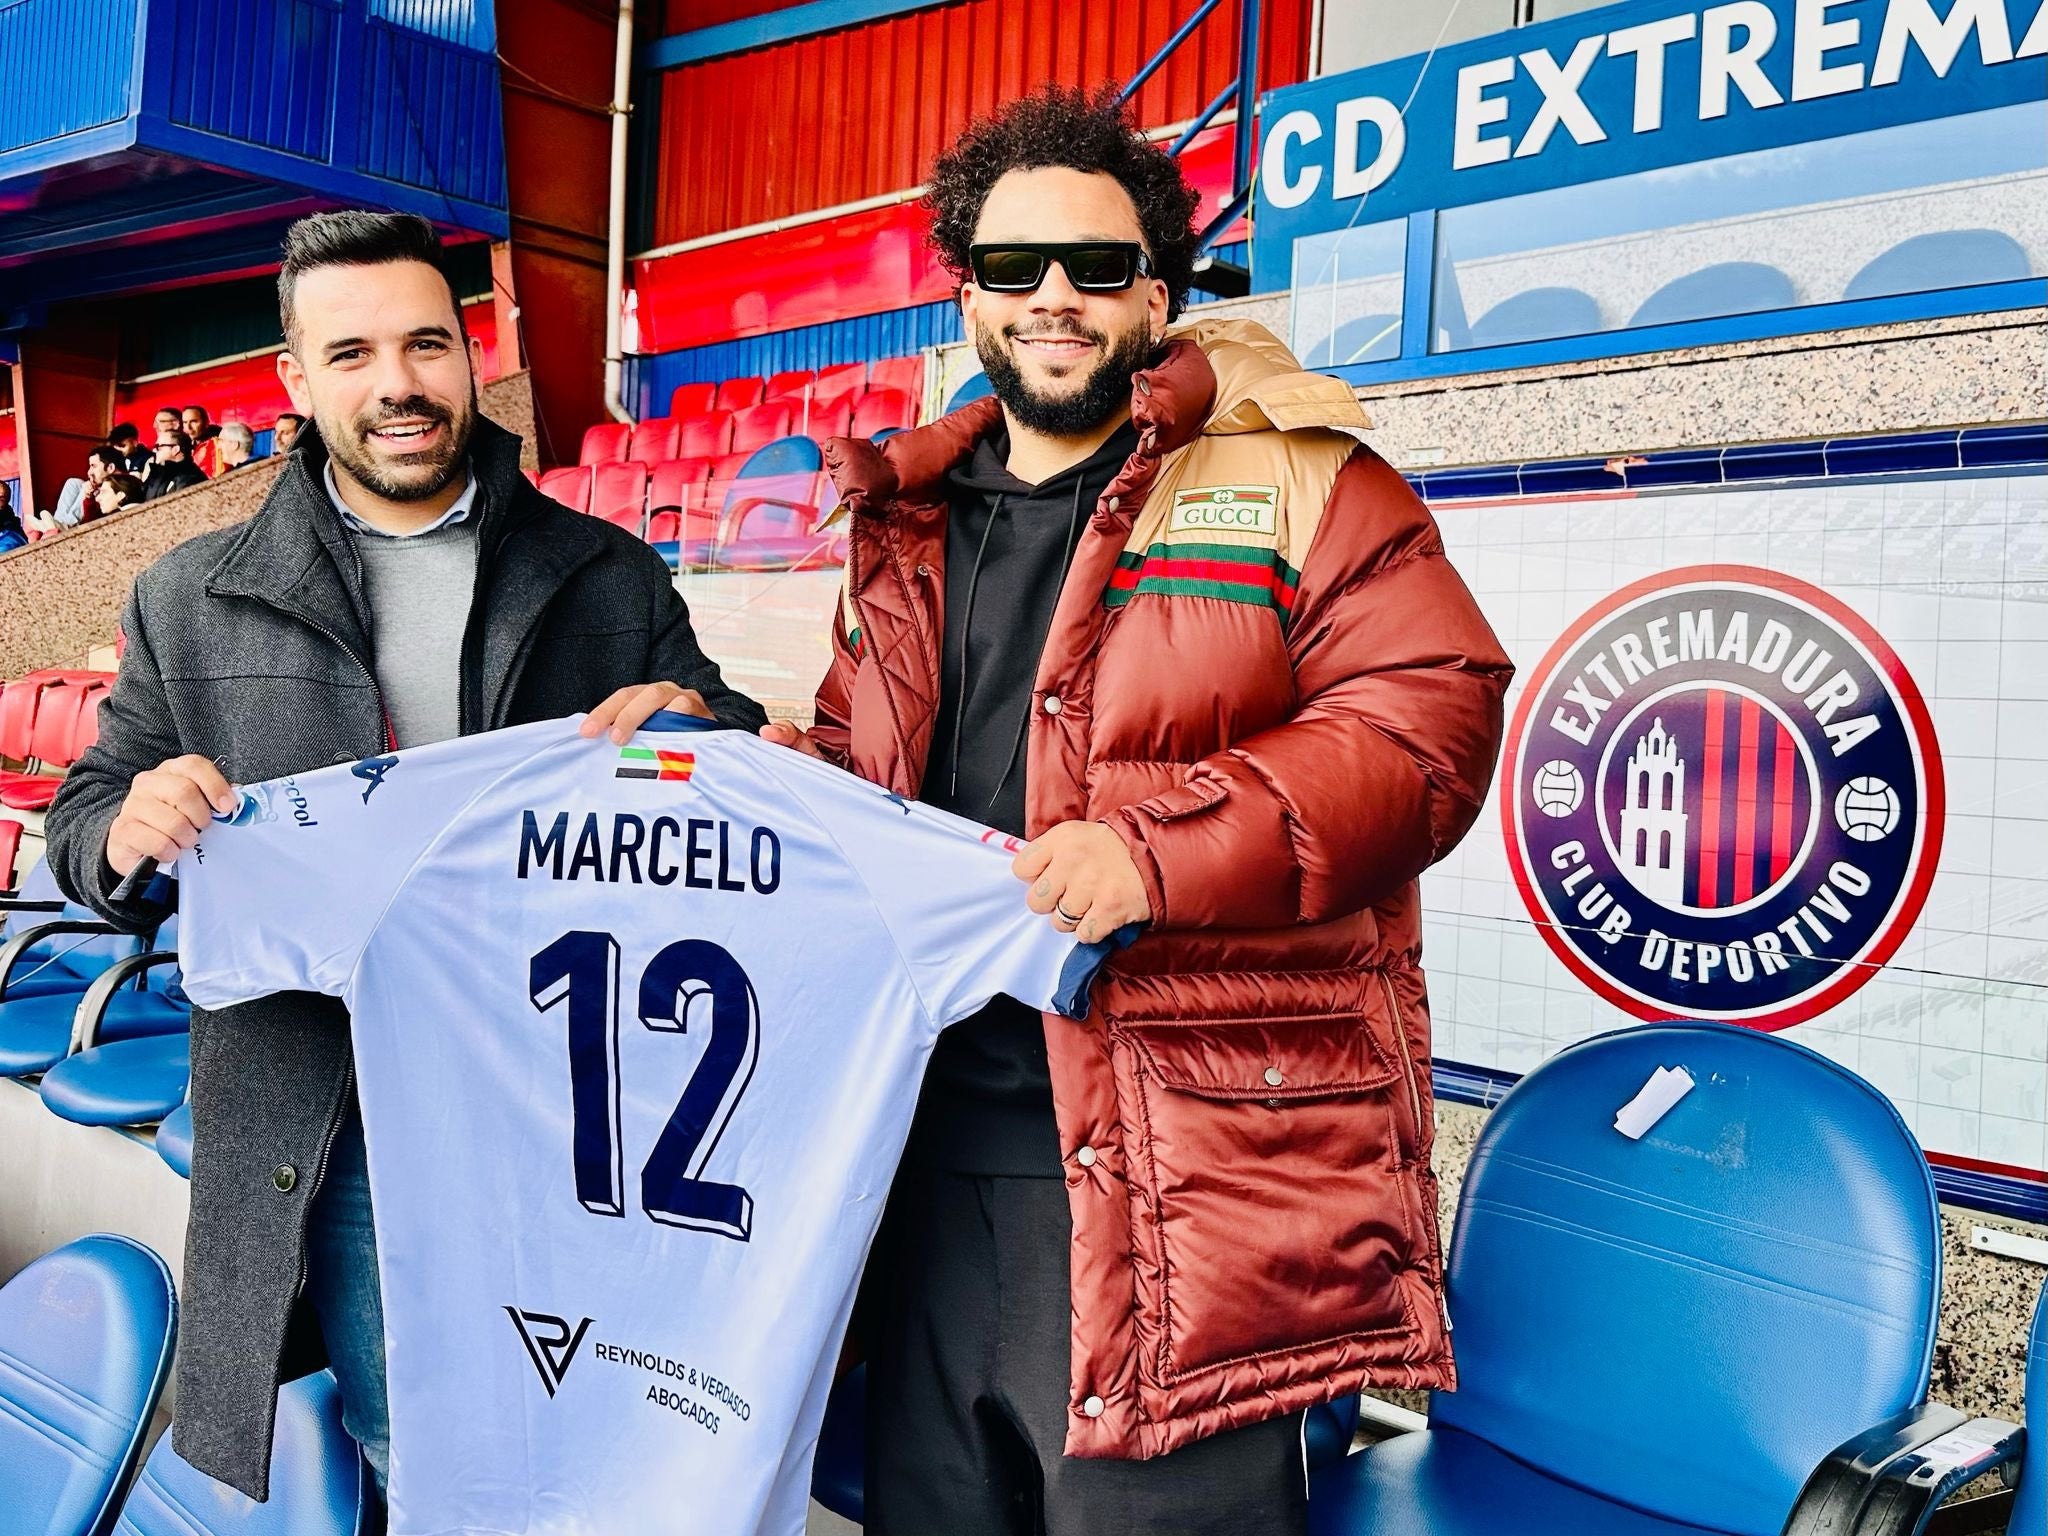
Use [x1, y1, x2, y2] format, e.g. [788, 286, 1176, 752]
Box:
[714, 375, 766, 411]
[0, 817, 22, 893]
[115, 1370, 369, 1536]
[628, 416, 683, 466]
[649, 457, 712, 519]
[1309, 1021, 2020, 1536]
[798, 396, 854, 443]
[537, 466, 593, 514]
[1629, 263, 1798, 328]
[729, 401, 797, 454]
[668, 381, 717, 417]
[1300, 314, 1399, 368]
[852, 389, 917, 438]
[1844, 229, 2032, 302]
[867, 355, 923, 398]
[720, 438, 833, 571]
[677, 411, 735, 459]
[0, 897, 144, 1002]
[811, 361, 868, 405]
[589, 460, 650, 536]
[72, 681, 109, 755]
[2014, 1283, 2046, 1534]
[0, 678, 92, 810]
[944, 371, 993, 412]
[0, 909, 174, 1074]
[1466, 286, 1604, 348]
[764, 368, 816, 400]
[577, 421, 630, 466]
[156, 1101, 193, 1179]
[40, 925, 190, 1127]
[0, 1234, 175, 1536]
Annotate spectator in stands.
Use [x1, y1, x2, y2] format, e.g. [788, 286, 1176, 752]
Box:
[763, 86, 1508, 1536]
[46, 208, 765, 1507]
[147, 408, 181, 470]
[0, 481, 23, 552]
[92, 471, 144, 516]
[141, 429, 207, 500]
[272, 411, 305, 453]
[217, 420, 257, 469]
[182, 404, 222, 477]
[109, 421, 152, 476]
[29, 445, 126, 534]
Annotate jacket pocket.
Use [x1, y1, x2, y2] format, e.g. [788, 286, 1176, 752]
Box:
[1112, 979, 1421, 1384]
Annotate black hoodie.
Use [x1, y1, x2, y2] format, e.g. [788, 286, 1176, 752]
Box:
[912, 418, 1139, 1175]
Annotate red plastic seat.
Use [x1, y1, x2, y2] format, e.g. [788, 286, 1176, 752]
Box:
[0, 682, 86, 810]
[589, 461, 650, 535]
[867, 356, 924, 398]
[701, 451, 755, 517]
[649, 458, 711, 520]
[669, 382, 716, 417]
[0, 680, 47, 764]
[70, 684, 109, 756]
[628, 418, 682, 466]
[729, 402, 796, 454]
[677, 413, 734, 459]
[713, 376, 765, 412]
[537, 466, 593, 513]
[578, 422, 630, 466]
[520, 467, 540, 487]
[800, 398, 855, 443]
[811, 362, 868, 405]
[852, 389, 917, 437]
[764, 369, 816, 400]
[0, 819, 19, 893]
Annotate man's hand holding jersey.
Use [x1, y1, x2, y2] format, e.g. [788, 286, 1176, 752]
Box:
[759, 722, 1149, 943]
[106, 754, 239, 875]
[579, 681, 715, 742]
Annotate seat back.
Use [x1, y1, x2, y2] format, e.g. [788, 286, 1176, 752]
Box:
[811, 361, 868, 405]
[729, 401, 796, 453]
[867, 355, 923, 398]
[668, 381, 716, 417]
[28, 683, 88, 766]
[536, 467, 593, 514]
[852, 389, 916, 437]
[2016, 1283, 2047, 1535]
[764, 368, 815, 400]
[576, 421, 630, 466]
[3, 858, 61, 937]
[1468, 285, 1604, 347]
[0, 818, 20, 892]
[10, 903, 147, 993]
[627, 417, 682, 466]
[720, 437, 823, 530]
[796, 396, 854, 444]
[115, 1371, 367, 1536]
[1300, 313, 1399, 367]
[676, 411, 734, 459]
[713, 375, 765, 411]
[1629, 263, 1798, 329]
[1844, 228, 2031, 302]
[0, 1234, 176, 1536]
[944, 371, 993, 412]
[589, 461, 650, 535]
[0, 677, 51, 761]
[1432, 1022, 1940, 1536]
[71, 683, 110, 757]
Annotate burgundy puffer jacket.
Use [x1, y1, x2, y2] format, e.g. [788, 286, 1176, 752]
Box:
[814, 319, 1512, 1459]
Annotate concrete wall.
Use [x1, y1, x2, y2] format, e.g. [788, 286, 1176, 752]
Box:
[0, 371, 539, 678]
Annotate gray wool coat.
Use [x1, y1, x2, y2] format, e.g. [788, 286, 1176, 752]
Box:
[45, 415, 766, 1497]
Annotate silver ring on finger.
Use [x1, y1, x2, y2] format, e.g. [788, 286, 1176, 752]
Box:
[1056, 902, 1086, 924]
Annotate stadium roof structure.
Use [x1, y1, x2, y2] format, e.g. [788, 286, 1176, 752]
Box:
[0, 0, 509, 329]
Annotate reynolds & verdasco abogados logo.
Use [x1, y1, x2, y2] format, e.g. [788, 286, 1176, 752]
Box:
[1501, 566, 1943, 1030]
[506, 1307, 593, 1398]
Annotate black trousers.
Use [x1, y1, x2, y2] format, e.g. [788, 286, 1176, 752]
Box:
[864, 1166, 1308, 1536]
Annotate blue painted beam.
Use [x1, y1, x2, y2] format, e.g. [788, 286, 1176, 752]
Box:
[637, 0, 947, 71]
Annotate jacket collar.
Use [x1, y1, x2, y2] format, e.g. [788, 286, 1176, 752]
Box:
[823, 319, 1369, 520]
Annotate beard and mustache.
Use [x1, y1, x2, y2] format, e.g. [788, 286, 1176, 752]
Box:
[320, 387, 476, 503]
[974, 314, 1157, 437]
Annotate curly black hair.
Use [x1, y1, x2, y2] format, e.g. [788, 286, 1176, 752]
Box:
[923, 84, 1204, 320]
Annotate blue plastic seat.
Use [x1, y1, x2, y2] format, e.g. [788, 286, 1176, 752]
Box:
[114, 1370, 369, 1535]
[2014, 1284, 2045, 1534]
[42, 1035, 191, 1126]
[1301, 314, 1399, 367]
[944, 371, 993, 413]
[1467, 286, 1603, 348]
[0, 987, 188, 1076]
[717, 436, 836, 572]
[2, 892, 143, 1002]
[0, 1234, 176, 1536]
[1844, 229, 2031, 302]
[156, 1100, 194, 1178]
[1629, 262, 1797, 328]
[1310, 1022, 2005, 1536]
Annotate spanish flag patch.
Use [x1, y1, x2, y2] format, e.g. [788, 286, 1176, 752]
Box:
[615, 746, 696, 782]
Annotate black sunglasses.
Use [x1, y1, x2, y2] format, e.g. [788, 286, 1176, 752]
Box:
[969, 242, 1154, 294]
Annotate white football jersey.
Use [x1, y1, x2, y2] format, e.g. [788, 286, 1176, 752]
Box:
[176, 714, 1113, 1536]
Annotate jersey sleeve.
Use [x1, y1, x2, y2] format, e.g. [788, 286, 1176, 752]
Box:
[176, 721, 563, 1008]
[780, 758, 1122, 1027]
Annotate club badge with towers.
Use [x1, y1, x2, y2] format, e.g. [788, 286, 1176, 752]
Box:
[1502, 566, 1944, 1030]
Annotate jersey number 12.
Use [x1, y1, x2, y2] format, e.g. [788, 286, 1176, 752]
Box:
[529, 930, 758, 1241]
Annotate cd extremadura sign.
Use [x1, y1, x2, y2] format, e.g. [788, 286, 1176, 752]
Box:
[1502, 566, 1944, 1029]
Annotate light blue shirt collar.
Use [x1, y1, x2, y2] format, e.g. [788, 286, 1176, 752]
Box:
[325, 460, 478, 538]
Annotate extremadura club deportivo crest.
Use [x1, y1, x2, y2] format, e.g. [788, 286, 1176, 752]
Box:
[1501, 566, 1943, 1029]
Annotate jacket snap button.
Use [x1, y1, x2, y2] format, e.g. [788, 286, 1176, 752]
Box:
[1043, 695, 1062, 716]
[1082, 1395, 1106, 1418]
[1076, 1145, 1098, 1168]
[331, 751, 354, 765]
[1106, 496, 1120, 512]
[1264, 1066, 1284, 1087]
[272, 1164, 298, 1193]
[915, 563, 931, 577]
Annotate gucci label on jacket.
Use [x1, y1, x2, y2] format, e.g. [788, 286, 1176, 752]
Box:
[1166, 484, 1280, 538]
[1106, 484, 1299, 625]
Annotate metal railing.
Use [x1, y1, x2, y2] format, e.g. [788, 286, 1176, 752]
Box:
[1117, 0, 1261, 260]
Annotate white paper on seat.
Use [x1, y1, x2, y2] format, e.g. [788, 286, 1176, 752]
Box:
[1614, 1065, 1695, 1140]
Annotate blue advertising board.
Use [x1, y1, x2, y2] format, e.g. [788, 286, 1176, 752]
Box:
[1253, 0, 2048, 291]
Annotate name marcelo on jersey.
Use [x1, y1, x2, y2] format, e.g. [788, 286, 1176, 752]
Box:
[517, 811, 783, 894]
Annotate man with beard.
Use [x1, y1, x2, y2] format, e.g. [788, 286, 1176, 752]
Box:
[47, 210, 766, 1506]
[762, 87, 1509, 1533]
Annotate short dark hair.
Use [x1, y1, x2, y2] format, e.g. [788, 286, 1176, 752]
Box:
[157, 429, 193, 455]
[278, 210, 465, 349]
[275, 411, 306, 429]
[88, 446, 124, 472]
[922, 84, 1203, 321]
[182, 404, 210, 422]
[108, 422, 139, 445]
[102, 473, 144, 504]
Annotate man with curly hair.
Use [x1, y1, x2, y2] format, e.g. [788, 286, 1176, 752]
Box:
[764, 84, 1510, 1533]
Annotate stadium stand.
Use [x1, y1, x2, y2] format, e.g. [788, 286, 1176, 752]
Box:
[38, 916, 190, 1129]
[114, 1370, 370, 1535]
[1307, 1021, 2022, 1536]
[0, 1233, 175, 1536]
